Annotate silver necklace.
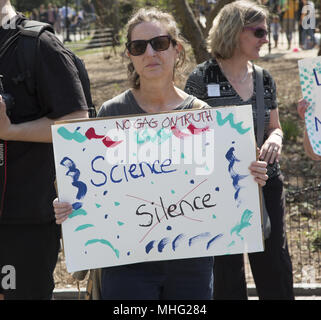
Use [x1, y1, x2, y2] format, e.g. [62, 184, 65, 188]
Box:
[218, 61, 249, 84]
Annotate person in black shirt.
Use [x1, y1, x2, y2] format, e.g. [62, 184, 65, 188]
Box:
[0, 0, 88, 300]
[185, 0, 294, 300]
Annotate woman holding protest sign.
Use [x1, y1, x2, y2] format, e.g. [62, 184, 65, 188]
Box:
[184, 0, 294, 300]
[53, 7, 268, 300]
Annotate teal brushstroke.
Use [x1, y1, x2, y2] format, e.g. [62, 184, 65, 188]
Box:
[135, 128, 172, 145]
[85, 239, 120, 258]
[117, 221, 124, 226]
[230, 209, 253, 240]
[228, 240, 235, 247]
[75, 224, 94, 232]
[69, 208, 88, 218]
[57, 127, 87, 143]
[216, 111, 251, 135]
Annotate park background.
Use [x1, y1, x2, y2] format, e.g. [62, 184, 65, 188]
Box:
[11, 0, 321, 297]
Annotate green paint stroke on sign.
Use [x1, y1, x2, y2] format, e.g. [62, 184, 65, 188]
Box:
[57, 127, 87, 143]
[75, 224, 94, 232]
[85, 239, 120, 258]
[216, 111, 251, 134]
[230, 209, 253, 239]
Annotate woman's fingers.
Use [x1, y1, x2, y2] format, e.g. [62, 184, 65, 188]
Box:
[249, 161, 268, 186]
[297, 98, 309, 120]
[259, 135, 282, 164]
[53, 198, 73, 224]
[266, 144, 280, 164]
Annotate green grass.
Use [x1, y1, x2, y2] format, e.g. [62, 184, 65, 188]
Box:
[281, 118, 300, 142]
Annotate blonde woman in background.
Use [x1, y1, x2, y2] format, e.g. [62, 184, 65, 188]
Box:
[185, 0, 294, 300]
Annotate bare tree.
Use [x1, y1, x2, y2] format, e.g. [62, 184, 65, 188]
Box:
[172, 0, 236, 64]
[203, 0, 236, 38]
[172, 0, 211, 64]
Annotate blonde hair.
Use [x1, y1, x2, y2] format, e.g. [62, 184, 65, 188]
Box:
[208, 0, 268, 59]
[125, 7, 186, 89]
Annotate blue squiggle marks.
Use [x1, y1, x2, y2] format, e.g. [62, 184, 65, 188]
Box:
[85, 239, 120, 258]
[72, 181, 87, 200]
[206, 233, 223, 250]
[146, 232, 221, 254]
[146, 240, 156, 254]
[231, 209, 253, 240]
[158, 237, 170, 252]
[216, 111, 251, 134]
[172, 234, 185, 251]
[226, 147, 239, 171]
[60, 157, 87, 200]
[225, 147, 248, 206]
[189, 232, 211, 246]
[72, 202, 82, 210]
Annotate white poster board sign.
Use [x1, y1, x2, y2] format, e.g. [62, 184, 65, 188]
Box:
[52, 105, 264, 272]
[298, 57, 321, 156]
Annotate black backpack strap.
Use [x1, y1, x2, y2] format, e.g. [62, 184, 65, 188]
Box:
[254, 64, 272, 239]
[71, 56, 96, 117]
[255, 64, 265, 148]
[0, 140, 8, 218]
[0, 32, 21, 61]
[14, 20, 54, 95]
[18, 20, 54, 37]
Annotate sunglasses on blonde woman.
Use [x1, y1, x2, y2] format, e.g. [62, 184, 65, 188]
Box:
[244, 27, 268, 39]
[126, 35, 176, 56]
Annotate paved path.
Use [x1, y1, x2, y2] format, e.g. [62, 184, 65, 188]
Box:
[260, 29, 319, 60]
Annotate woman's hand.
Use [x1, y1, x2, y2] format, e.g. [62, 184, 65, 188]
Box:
[249, 160, 268, 187]
[297, 98, 309, 120]
[259, 132, 283, 164]
[53, 198, 73, 224]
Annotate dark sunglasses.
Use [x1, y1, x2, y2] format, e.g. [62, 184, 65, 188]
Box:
[126, 35, 176, 56]
[244, 27, 268, 39]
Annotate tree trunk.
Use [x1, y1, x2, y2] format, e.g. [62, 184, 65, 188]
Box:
[204, 0, 236, 38]
[172, 0, 211, 64]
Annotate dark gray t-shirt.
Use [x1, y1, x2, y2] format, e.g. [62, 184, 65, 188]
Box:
[98, 89, 196, 117]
